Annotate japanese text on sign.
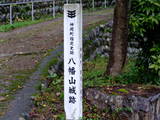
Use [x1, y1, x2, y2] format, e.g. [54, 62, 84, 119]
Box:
[64, 4, 83, 120]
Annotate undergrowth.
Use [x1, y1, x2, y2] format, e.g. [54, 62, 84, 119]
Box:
[30, 56, 140, 120]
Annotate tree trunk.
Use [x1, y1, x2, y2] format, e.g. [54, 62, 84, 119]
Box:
[106, 0, 129, 76]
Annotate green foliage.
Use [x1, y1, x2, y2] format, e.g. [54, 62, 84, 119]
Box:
[83, 56, 110, 87]
[112, 59, 139, 84]
[31, 74, 64, 119]
[129, 0, 160, 84]
[41, 58, 58, 77]
[0, 16, 53, 32]
[130, 0, 160, 37]
[117, 88, 129, 94]
[32, 55, 155, 119]
[84, 57, 142, 85]
[57, 114, 65, 120]
[149, 45, 160, 76]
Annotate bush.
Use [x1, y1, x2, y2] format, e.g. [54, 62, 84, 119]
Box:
[129, 0, 160, 84]
[149, 45, 160, 77]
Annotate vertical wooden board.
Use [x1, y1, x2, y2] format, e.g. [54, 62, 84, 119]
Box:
[64, 4, 83, 120]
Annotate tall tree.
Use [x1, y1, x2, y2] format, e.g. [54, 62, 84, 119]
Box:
[106, 0, 129, 76]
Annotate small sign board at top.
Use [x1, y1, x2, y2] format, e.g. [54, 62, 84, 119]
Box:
[64, 4, 83, 120]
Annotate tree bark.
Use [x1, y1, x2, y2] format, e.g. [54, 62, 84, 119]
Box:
[106, 0, 129, 76]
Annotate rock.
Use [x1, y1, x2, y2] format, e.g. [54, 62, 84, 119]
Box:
[48, 57, 63, 76]
[56, 92, 61, 97]
[100, 24, 105, 29]
[89, 32, 95, 42]
[95, 27, 100, 36]
[128, 41, 139, 48]
[103, 33, 111, 38]
[48, 66, 56, 75]
[0, 96, 6, 102]
[18, 117, 25, 120]
[105, 20, 113, 28]
[21, 112, 30, 120]
[127, 47, 140, 55]
[85, 87, 160, 120]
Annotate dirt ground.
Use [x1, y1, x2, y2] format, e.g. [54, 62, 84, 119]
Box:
[0, 9, 113, 116]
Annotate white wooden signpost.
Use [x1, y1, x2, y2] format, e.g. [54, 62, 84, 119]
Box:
[64, 3, 83, 120]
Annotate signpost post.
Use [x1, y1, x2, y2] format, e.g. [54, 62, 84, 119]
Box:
[52, 0, 55, 18]
[64, 3, 83, 120]
[31, 1, 34, 21]
[10, 4, 12, 24]
[92, 0, 95, 9]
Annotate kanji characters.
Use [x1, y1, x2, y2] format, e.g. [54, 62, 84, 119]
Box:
[70, 22, 74, 26]
[70, 37, 74, 41]
[67, 21, 77, 104]
[69, 86, 76, 95]
[69, 77, 76, 84]
[68, 58, 76, 64]
[68, 67, 76, 75]
[70, 27, 74, 31]
[69, 96, 76, 104]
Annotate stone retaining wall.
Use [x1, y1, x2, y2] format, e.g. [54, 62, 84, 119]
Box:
[85, 88, 160, 120]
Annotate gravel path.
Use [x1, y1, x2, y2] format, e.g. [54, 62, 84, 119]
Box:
[0, 8, 113, 120]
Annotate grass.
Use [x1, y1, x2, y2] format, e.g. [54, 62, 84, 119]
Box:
[0, 103, 7, 116]
[0, 69, 34, 117]
[0, 8, 114, 117]
[0, 12, 63, 32]
[0, 7, 113, 32]
[83, 57, 139, 87]
[30, 55, 139, 119]
[41, 57, 59, 77]
[30, 56, 109, 119]
[27, 18, 115, 119]
[0, 70, 34, 97]
[0, 39, 6, 43]
[0, 16, 53, 32]
[0, 7, 113, 117]
[83, 56, 109, 87]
